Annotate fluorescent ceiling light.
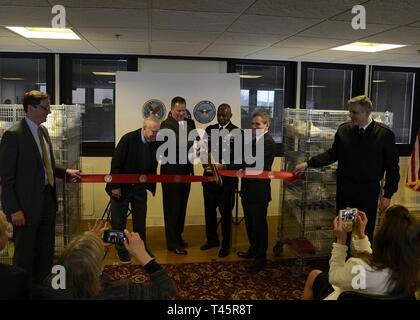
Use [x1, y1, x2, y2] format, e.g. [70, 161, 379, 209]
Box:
[372, 80, 386, 83]
[6, 26, 80, 40]
[240, 75, 262, 79]
[93, 72, 116, 76]
[2, 77, 24, 80]
[307, 85, 326, 88]
[108, 81, 116, 84]
[274, 88, 284, 91]
[331, 42, 406, 53]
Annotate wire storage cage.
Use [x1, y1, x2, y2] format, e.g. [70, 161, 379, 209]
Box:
[0, 104, 82, 264]
[274, 108, 393, 276]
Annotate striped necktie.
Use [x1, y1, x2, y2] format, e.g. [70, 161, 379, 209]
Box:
[38, 127, 54, 186]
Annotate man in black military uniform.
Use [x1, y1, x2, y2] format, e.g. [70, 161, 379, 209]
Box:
[200, 104, 240, 258]
[294, 95, 400, 243]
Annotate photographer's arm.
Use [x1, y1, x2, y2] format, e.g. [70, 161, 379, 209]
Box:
[123, 230, 177, 299]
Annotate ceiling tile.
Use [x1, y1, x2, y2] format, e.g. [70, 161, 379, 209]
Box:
[0, 36, 46, 50]
[215, 32, 287, 46]
[273, 36, 348, 49]
[91, 40, 148, 50]
[153, 0, 255, 13]
[100, 48, 147, 54]
[247, 0, 361, 19]
[152, 41, 209, 51]
[153, 10, 237, 32]
[0, 6, 53, 26]
[202, 44, 268, 56]
[0, 1, 49, 6]
[66, 8, 147, 28]
[361, 27, 420, 45]
[296, 49, 365, 59]
[228, 15, 321, 35]
[332, 0, 420, 25]
[49, 0, 148, 9]
[246, 47, 317, 59]
[298, 20, 395, 40]
[76, 27, 148, 41]
[152, 30, 218, 42]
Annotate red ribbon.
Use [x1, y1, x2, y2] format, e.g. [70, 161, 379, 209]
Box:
[67, 170, 297, 184]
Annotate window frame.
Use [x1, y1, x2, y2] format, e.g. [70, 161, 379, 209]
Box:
[369, 65, 420, 156]
[60, 54, 138, 157]
[0, 52, 55, 104]
[300, 62, 365, 109]
[227, 59, 297, 156]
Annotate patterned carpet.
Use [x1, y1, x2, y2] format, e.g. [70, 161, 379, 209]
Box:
[103, 258, 329, 300]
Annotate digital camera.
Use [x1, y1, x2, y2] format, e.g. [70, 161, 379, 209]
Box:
[339, 208, 358, 221]
[103, 229, 126, 246]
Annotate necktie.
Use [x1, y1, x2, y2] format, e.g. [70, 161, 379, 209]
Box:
[359, 127, 365, 135]
[38, 128, 54, 186]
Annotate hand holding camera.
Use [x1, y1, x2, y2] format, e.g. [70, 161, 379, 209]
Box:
[123, 230, 153, 267]
[338, 208, 357, 232]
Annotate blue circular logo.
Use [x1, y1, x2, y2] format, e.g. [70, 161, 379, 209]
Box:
[193, 100, 216, 124]
[142, 99, 166, 120]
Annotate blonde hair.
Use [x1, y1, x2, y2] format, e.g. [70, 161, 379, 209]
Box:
[57, 232, 105, 298]
[347, 95, 373, 112]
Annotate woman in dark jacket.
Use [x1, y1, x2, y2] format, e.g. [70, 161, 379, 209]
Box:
[44, 221, 177, 300]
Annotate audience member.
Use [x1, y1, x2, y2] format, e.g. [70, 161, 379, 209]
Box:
[302, 205, 420, 300]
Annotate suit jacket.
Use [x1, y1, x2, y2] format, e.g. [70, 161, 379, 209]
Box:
[160, 116, 196, 175]
[0, 119, 66, 222]
[241, 132, 276, 203]
[203, 121, 241, 191]
[0, 263, 31, 300]
[105, 128, 158, 197]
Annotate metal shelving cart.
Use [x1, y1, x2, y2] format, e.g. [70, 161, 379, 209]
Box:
[0, 104, 82, 264]
[274, 108, 393, 275]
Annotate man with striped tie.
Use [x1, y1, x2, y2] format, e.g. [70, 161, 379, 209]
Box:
[0, 90, 80, 284]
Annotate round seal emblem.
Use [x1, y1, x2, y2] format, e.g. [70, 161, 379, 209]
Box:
[193, 100, 216, 124]
[139, 175, 147, 183]
[168, 109, 192, 120]
[142, 99, 166, 120]
[104, 174, 113, 183]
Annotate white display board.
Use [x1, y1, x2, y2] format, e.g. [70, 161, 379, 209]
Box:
[115, 71, 240, 143]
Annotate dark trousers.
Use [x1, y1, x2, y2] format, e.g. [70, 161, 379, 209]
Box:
[162, 183, 190, 250]
[13, 186, 56, 285]
[241, 200, 269, 262]
[336, 180, 380, 244]
[110, 189, 147, 253]
[203, 187, 234, 248]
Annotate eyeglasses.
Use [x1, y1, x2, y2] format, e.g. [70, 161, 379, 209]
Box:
[35, 104, 50, 112]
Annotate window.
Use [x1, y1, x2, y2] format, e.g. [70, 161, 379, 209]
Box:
[370, 66, 420, 155]
[228, 60, 296, 145]
[61, 55, 137, 156]
[301, 63, 365, 110]
[0, 53, 54, 104]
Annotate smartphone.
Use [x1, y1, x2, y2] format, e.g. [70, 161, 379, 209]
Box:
[103, 229, 126, 246]
[339, 208, 358, 221]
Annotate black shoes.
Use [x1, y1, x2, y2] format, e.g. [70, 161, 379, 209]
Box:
[200, 242, 220, 251]
[237, 251, 254, 259]
[180, 240, 188, 248]
[169, 247, 188, 255]
[117, 250, 131, 265]
[218, 247, 230, 258]
[246, 260, 266, 273]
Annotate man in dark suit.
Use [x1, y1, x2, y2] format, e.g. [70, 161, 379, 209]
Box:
[237, 111, 276, 273]
[159, 96, 196, 255]
[200, 104, 240, 258]
[0, 210, 31, 299]
[0, 90, 80, 284]
[105, 115, 160, 264]
[294, 95, 399, 244]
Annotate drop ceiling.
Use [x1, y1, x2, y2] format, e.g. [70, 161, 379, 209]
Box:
[0, 0, 419, 66]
